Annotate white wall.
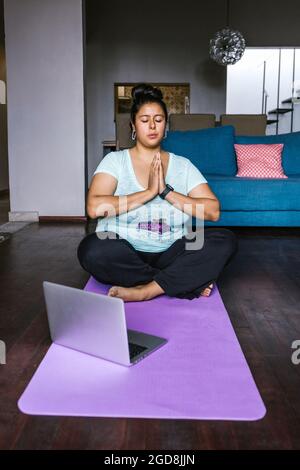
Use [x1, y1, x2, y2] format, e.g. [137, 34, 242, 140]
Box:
[0, 39, 8, 192]
[0, 103, 8, 191]
[4, 0, 85, 217]
[226, 47, 300, 135]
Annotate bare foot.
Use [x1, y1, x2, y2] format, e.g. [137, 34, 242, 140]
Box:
[200, 283, 214, 297]
[107, 281, 164, 302]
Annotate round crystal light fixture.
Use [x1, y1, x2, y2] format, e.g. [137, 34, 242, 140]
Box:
[209, 27, 246, 65]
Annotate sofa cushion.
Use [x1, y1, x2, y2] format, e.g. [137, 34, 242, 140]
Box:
[162, 125, 237, 175]
[234, 143, 287, 178]
[204, 175, 300, 211]
[235, 132, 300, 175]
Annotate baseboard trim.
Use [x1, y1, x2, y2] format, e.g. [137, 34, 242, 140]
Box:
[39, 216, 87, 223]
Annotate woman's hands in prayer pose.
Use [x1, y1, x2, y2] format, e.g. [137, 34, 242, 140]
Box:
[147, 152, 166, 197]
[157, 152, 166, 195]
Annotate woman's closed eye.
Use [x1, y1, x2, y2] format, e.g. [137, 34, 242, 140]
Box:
[141, 118, 163, 123]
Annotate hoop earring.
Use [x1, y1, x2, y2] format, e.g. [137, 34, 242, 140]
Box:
[131, 129, 136, 140]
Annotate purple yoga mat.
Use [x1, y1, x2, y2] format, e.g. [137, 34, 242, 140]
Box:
[18, 277, 266, 420]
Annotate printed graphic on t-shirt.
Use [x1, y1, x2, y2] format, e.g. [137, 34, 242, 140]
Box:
[122, 204, 178, 242]
[137, 218, 173, 235]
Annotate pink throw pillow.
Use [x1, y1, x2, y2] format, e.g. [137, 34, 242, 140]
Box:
[234, 143, 288, 178]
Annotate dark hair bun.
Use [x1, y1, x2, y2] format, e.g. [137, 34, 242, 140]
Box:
[131, 83, 163, 103]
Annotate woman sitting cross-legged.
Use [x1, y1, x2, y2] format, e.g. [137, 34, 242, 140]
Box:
[77, 83, 238, 302]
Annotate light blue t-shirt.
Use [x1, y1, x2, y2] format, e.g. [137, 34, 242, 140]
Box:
[93, 149, 207, 252]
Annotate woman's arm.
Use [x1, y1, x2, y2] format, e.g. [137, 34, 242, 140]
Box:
[87, 155, 160, 219]
[87, 173, 155, 219]
[164, 183, 220, 222]
[157, 155, 220, 222]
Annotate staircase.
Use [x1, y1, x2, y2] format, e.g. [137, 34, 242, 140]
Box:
[264, 48, 300, 132]
[267, 97, 300, 128]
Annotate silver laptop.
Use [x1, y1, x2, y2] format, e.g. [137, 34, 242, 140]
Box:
[43, 281, 167, 367]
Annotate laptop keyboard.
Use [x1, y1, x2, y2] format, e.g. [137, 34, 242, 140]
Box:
[128, 342, 148, 360]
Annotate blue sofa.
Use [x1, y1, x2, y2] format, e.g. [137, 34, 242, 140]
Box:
[161, 125, 300, 227]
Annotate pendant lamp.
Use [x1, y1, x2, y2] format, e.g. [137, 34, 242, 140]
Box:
[209, 0, 246, 66]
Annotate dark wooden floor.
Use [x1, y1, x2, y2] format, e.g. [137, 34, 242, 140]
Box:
[0, 222, 300, 450]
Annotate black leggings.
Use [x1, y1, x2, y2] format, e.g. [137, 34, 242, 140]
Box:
[77, 228, 238, 300]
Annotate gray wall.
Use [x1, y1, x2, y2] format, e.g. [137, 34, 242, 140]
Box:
[85, 0, 227, 182]
[4, 0, 85, 217]
[85, 0, 300, 182]
[0, 0, 8, 192]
